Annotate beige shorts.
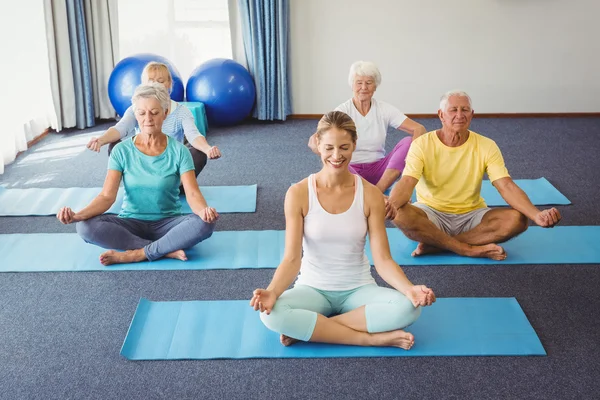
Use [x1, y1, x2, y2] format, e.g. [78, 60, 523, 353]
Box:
[413, 203, 491, 236]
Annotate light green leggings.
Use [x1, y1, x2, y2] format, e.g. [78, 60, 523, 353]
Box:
[260, 284, 421, 341]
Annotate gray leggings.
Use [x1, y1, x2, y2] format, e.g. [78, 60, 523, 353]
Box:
[76, 214, 215, 261]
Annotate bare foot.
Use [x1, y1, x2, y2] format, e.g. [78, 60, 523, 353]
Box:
[468, 243, 507, 261]
[280, 334, 299, 347]
[99, 249, 146, 266]
[165, 250, 187, 261]
[411, 242, 444, 257]
[371, 330, 415, 350]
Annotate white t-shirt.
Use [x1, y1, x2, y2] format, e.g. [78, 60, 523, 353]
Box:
[335, 98, 407, 164]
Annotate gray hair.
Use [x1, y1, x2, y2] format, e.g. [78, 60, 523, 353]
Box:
[439, 90, 473, 111]
[348, 61, 382, 88]
[131, 82, 171, 112]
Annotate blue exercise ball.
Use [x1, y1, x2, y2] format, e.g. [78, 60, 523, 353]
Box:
[186, 58, 256, 126]
[108, 53, 184, 117]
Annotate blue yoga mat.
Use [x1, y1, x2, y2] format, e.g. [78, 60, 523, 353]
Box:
[120, 297, 545, 360]
[384, 178, 570, 206]
[0, 231, 285, 272]
[1, 226, 599, 272]
[369, 226, 600, 266]
[0, 185, 257, 216]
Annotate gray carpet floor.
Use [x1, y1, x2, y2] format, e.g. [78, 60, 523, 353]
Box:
[1, 117, 599, 399]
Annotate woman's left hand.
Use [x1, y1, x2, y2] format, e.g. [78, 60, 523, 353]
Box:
[406, 285, 436, 307]
[207, 146, 221, 159]
[199, 206, 219, 223]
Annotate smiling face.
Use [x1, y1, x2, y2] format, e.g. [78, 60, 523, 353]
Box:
[352, 75, 377, 103]
[439, 95, 474, 133]
[318, 127, 356, 172]
[134, 96, 167, 135]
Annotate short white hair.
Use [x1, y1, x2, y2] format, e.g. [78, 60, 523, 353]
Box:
[131, 82, 171, 112]
[348, 61, 381, 88]
[439, 90, 473, 111]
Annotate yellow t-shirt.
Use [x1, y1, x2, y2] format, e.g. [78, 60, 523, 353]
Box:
[402, 130, 510, 214]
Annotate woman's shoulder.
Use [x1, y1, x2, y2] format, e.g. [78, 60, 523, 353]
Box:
[171, 101, 193, 118]
[284, 177, 310, 217]
[289, 177, 310, 196]
[165, 135, 187, 151]
[360, 177, 382, 199]
[360, 177, 385, 213]
[113, 136, 134, 152]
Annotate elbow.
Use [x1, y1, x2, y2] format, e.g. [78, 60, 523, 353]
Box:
[282, 255, 301, 266]
[372, 256, 394, 272]
[280, 256, 302, 272]
[414, 124, 426, 136]
[104, 195, 118, 206]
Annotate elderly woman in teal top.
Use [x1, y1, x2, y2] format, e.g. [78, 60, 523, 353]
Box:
[57, 83, 218, 266]
[87, 62, 221, 188]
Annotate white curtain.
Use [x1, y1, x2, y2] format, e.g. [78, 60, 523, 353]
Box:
[44, 0, 119, 131]
[1, 0, 57, 174]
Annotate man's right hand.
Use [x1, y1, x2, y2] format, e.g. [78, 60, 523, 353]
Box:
[87, 137, 102, 152]
[533, 207, 561, 228]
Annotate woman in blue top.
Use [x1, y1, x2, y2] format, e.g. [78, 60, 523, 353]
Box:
[57, 83, 218, 266]
[87, 62, 221, 187]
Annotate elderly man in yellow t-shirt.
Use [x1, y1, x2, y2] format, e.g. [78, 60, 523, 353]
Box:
[389, 90, 561, 260]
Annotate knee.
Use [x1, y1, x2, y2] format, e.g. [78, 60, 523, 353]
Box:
[399, 136, 413, 146]
[505, 210, 529, 235]
[388, 300, 422, 330]
[259, 304, 287, 334]
[75, 219, 95, 243]
[367, 298, 422, 332]
[392, 204, 413, 231]
[189, 214, 215, 240]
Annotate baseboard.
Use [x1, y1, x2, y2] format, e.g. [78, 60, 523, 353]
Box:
[289, 113, 600, 119]
[27, 128, 52, 148]
[14, 128, 52, 160]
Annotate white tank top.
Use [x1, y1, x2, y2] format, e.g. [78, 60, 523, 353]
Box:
[295, 174, 375, 290]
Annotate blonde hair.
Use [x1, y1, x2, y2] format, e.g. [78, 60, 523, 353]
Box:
[315, 111, 357, 142]
[141, 62, 173, 89]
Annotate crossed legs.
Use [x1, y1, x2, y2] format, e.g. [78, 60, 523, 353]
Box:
[76, 214, 215, 265]
[260, 284, 420, 349]
[393, 204, 528, 260]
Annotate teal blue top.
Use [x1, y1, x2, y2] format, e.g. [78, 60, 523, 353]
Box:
[108, 135, 194, 220]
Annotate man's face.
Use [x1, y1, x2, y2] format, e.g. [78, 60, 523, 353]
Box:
[439, 95, 473, 132]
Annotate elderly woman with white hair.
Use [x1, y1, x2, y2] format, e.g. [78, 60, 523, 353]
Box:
[57, 83, 218, 266]
[309, 61, 425, 201]
[87, 62, 221, 191]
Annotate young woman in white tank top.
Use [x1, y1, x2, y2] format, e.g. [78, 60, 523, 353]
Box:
[250, 111, 436, 350]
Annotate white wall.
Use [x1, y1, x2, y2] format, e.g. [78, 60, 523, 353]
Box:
[0, 0, 56, 171]
[118, 0, 233, 84]
[290, 0, 600, 114]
